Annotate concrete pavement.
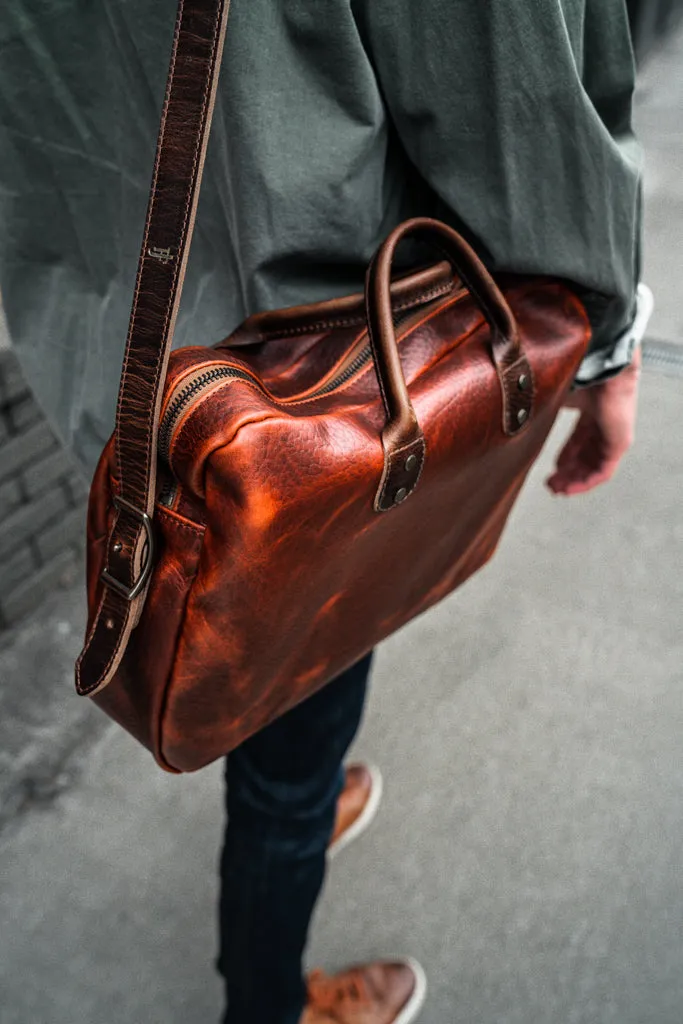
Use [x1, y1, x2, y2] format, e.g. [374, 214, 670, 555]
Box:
[636, 22, 683, 343]
[1, 370, 682, 1024]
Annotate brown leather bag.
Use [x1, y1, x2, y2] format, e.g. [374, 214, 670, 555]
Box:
[75, 0, 590, 772]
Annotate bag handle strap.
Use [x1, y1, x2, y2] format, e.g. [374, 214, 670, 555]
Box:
[365, 218, 533, 512]
[76, 0, 230, 697]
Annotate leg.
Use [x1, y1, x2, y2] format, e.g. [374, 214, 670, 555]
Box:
[218, 653, 373, 1024]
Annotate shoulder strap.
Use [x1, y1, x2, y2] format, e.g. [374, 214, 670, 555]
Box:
[76, 0, 230, 696]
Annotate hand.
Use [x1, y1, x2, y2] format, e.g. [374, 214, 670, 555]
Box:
[546, 347, 642, 496]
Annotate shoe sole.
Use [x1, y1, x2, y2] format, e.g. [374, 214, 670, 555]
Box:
[328, 763, 384, 860]
[391, 957, 428, 1024]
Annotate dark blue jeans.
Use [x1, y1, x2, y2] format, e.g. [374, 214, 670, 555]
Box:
[218, 654, 373, 1024]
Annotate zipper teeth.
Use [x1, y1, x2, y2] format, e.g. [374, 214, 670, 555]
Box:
[158, 342, 376, 463]
[158, 366, 256, 461]
[306, 308, 419, 401]
[158, 286, 469, 485]
[158, 348, 371, 470]
[306, 344, 372, 399]
[158, 477, 178, 509]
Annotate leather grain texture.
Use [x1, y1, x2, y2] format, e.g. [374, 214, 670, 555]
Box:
[85, 263, 590, 772]
[75, 0, 231, 697]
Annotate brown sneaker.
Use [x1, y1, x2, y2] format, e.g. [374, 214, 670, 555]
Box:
[329, 763, 383, 859]
[301, 960, 427, 1023]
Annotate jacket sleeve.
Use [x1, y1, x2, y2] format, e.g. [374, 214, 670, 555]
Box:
[354, 0, 644, 383]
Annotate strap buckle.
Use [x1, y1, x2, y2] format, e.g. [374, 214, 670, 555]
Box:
[100, 496, 155, 601]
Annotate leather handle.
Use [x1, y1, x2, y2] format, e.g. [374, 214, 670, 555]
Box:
[365, 217, 534, 512]
[76, 0, 231, 697]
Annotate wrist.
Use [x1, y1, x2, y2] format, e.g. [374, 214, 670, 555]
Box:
[573, 283, 653, 389]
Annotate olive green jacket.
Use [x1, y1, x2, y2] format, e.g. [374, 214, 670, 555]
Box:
[0, 1, 642, 474]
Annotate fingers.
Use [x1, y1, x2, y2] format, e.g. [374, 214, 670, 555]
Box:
[545, 413, 620, 495]
[547, 458, 620, 495]
[547, 348, 641, 497]
[545, 415, 600, 494]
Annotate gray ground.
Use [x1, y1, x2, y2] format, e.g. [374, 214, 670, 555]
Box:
[1, 26, 683, 1024]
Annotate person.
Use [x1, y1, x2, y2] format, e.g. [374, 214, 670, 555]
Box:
[0, 2, 650, 1022]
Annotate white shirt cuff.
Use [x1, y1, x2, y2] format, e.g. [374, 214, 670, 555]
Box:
[574, 283, 654, 387]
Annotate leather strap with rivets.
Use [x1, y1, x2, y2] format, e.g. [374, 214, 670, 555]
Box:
[75, 0, 230, 696]
[365, 218, 534, 512]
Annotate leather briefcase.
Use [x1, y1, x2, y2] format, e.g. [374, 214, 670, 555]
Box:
[75, 0, 590, 772]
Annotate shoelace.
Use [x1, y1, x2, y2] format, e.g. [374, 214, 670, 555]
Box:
[307, 969, 372, 1017]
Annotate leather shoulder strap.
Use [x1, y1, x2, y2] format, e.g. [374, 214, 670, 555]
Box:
[76, 0, 230, 696]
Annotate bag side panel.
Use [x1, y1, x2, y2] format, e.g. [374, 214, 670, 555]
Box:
[91, 505, 205, 769]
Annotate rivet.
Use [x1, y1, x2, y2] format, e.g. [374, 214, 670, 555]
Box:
[112, 541, 123, 553]
[404, 454, 418, 473]
[517, 407, 528, 425]
[105, 617, 115, 630]
[394, 486, 408, 505]
[518, 373, 530, 391]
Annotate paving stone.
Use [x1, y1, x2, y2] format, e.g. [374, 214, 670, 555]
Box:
[22, 448, 74, 500]
[0, 545, 35, 595]
[0, 421, 56, 485]
[64, 469, 89, 505]
[0, 569, 102, 829]
[0, 486, 68, 561]
[0, 350, 30, 406]
[8, 395, 42, 433]
[0, 549, 79, 627]
[0, 476, 22, 517]
[35, 507, 86, 565]
[0, 302, 9, 352]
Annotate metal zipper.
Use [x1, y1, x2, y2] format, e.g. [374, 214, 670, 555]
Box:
[300, 306, 431, 401]
[157, 366, 261, 508]
[157, 350, 371, 501]
[155, 348, 377, 509]
[284, 286, 467, 402]
[157, 285, 469, 507]
[302, 343, 372, 398]
[158, 339, 380, 471]
[158, 365, 260, 463]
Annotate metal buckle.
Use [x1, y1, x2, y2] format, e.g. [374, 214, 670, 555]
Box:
[100, 496, 155, 602]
